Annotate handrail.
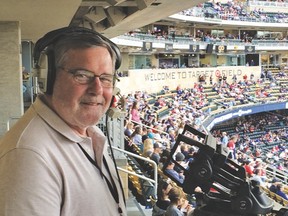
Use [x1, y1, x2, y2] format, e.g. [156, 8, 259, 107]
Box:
[248, 1, 288, 8]
[119, 34, 288, 46]
[266, 166, 288, 185]
[129, 119, 169, 136]
[111, 146, 158, 198]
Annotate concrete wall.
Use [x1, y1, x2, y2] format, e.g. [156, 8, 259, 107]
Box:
[0, 22, 22, 137]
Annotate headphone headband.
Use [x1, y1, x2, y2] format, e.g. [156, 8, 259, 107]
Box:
[33, 26, 121, 70]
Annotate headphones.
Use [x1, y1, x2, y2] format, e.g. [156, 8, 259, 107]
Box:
[33, 26, 122, 94]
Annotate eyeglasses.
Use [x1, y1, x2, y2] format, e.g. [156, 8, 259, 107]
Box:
[59, 67, 116, 87]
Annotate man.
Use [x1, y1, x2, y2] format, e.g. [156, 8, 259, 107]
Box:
[227, 136, 237, 160]
[243, 160, 254, 178]
[276, 184, 288, 200]
[165, 161, 185, 184]
[221, 132, 229, 146]
[174, 152, 189, 173]
[0, 27, 126, 215]
[250, 169, 266, 187]
[269, 178, 281, 193]
[150, 142, 162, 165]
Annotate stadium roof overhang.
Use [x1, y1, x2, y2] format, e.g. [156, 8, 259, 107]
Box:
[0, 0, 204, 42]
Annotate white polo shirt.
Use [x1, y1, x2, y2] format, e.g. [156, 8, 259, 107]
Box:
[0, 95, 126, 216]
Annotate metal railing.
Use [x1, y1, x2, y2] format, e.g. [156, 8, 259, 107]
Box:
[266, 166, 288, 185]
[248, 1, 288, 8]
[118, 34, 288, 47]
[179, 4, 288, 23]
[112, 146, 158, 198]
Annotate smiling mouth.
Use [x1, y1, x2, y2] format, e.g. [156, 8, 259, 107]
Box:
[82, 102, 103, 106]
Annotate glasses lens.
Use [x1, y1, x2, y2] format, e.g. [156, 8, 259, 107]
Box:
[73, 70, 93, 84]
[71, 69, 115, 87]
[99, 74, 114, 87]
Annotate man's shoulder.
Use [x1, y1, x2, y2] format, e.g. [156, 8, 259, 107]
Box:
[150, 153, 160, 159]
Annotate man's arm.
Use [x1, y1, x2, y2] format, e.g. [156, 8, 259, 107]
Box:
[0, 149, 61, 215]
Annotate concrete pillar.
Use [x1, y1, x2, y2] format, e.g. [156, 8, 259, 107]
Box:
[0, 21, 22, 137]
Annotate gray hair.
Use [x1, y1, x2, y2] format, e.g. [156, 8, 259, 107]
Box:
[50, 34, 117, 72]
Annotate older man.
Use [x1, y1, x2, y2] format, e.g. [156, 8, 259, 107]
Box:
[0, 27, 126, 215]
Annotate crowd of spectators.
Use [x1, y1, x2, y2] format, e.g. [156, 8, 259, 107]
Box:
[180, 1, 288, 24]
[123, 0, 288, 50]
[126, 25, 287, 51]
[121, 68, 288, 214]
[122, 69, 288, 155]
[212, 111, 288, 168]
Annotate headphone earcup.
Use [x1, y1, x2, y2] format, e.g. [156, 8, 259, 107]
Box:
[45, 49, 56, 95]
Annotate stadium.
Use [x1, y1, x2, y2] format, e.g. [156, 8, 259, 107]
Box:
[0, 0, 287, 215]
[111, 1, 288, 215]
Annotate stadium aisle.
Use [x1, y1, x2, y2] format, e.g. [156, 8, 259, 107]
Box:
[127, 191, 152, 216]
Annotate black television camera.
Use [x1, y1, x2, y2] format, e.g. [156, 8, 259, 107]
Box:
[162, 124, 288, 216]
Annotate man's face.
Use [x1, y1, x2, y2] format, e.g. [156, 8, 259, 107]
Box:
[51, 47, 114, 135]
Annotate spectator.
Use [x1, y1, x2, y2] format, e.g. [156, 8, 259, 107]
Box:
[227, 136, 237, 160]
[243, 160, 254, 178]
[221, 132, 229, 146]
[124, 121, 134, 137]
[269, 178, 281, 193]
[177, 122, 185, 135]
[250, 169, 266, 187]
[174, 152, 189, 172]
[150, 142, 162, 165]
[168, 129, 176, 149]
[276, 184, 288, 200]
[130, 101, 142, 124]
[148, 128, 156, 141]
[180, 144, 190, 160]
[165, 161, 185, 184]
[131, 125, 143, 151]
[153, 125, 167, 144]
[142, 126, 149, 143]
[165, 187, 194, 216]
[143, 138, 154, 158]
[152, 180, 173, 216]
[243, 74, 248, 81]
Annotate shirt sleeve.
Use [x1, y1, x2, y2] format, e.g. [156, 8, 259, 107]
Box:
[0, 148, 62, 216]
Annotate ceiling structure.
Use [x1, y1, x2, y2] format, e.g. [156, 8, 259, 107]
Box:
[0, 0, 204, 42]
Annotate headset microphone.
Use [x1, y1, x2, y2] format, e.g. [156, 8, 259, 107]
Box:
[107, 87, 126, 119]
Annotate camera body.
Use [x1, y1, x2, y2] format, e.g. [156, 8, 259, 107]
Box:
[162, 124, 275, 216]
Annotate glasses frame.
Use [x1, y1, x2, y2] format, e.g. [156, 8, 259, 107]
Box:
[58, 67, 117, 88]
